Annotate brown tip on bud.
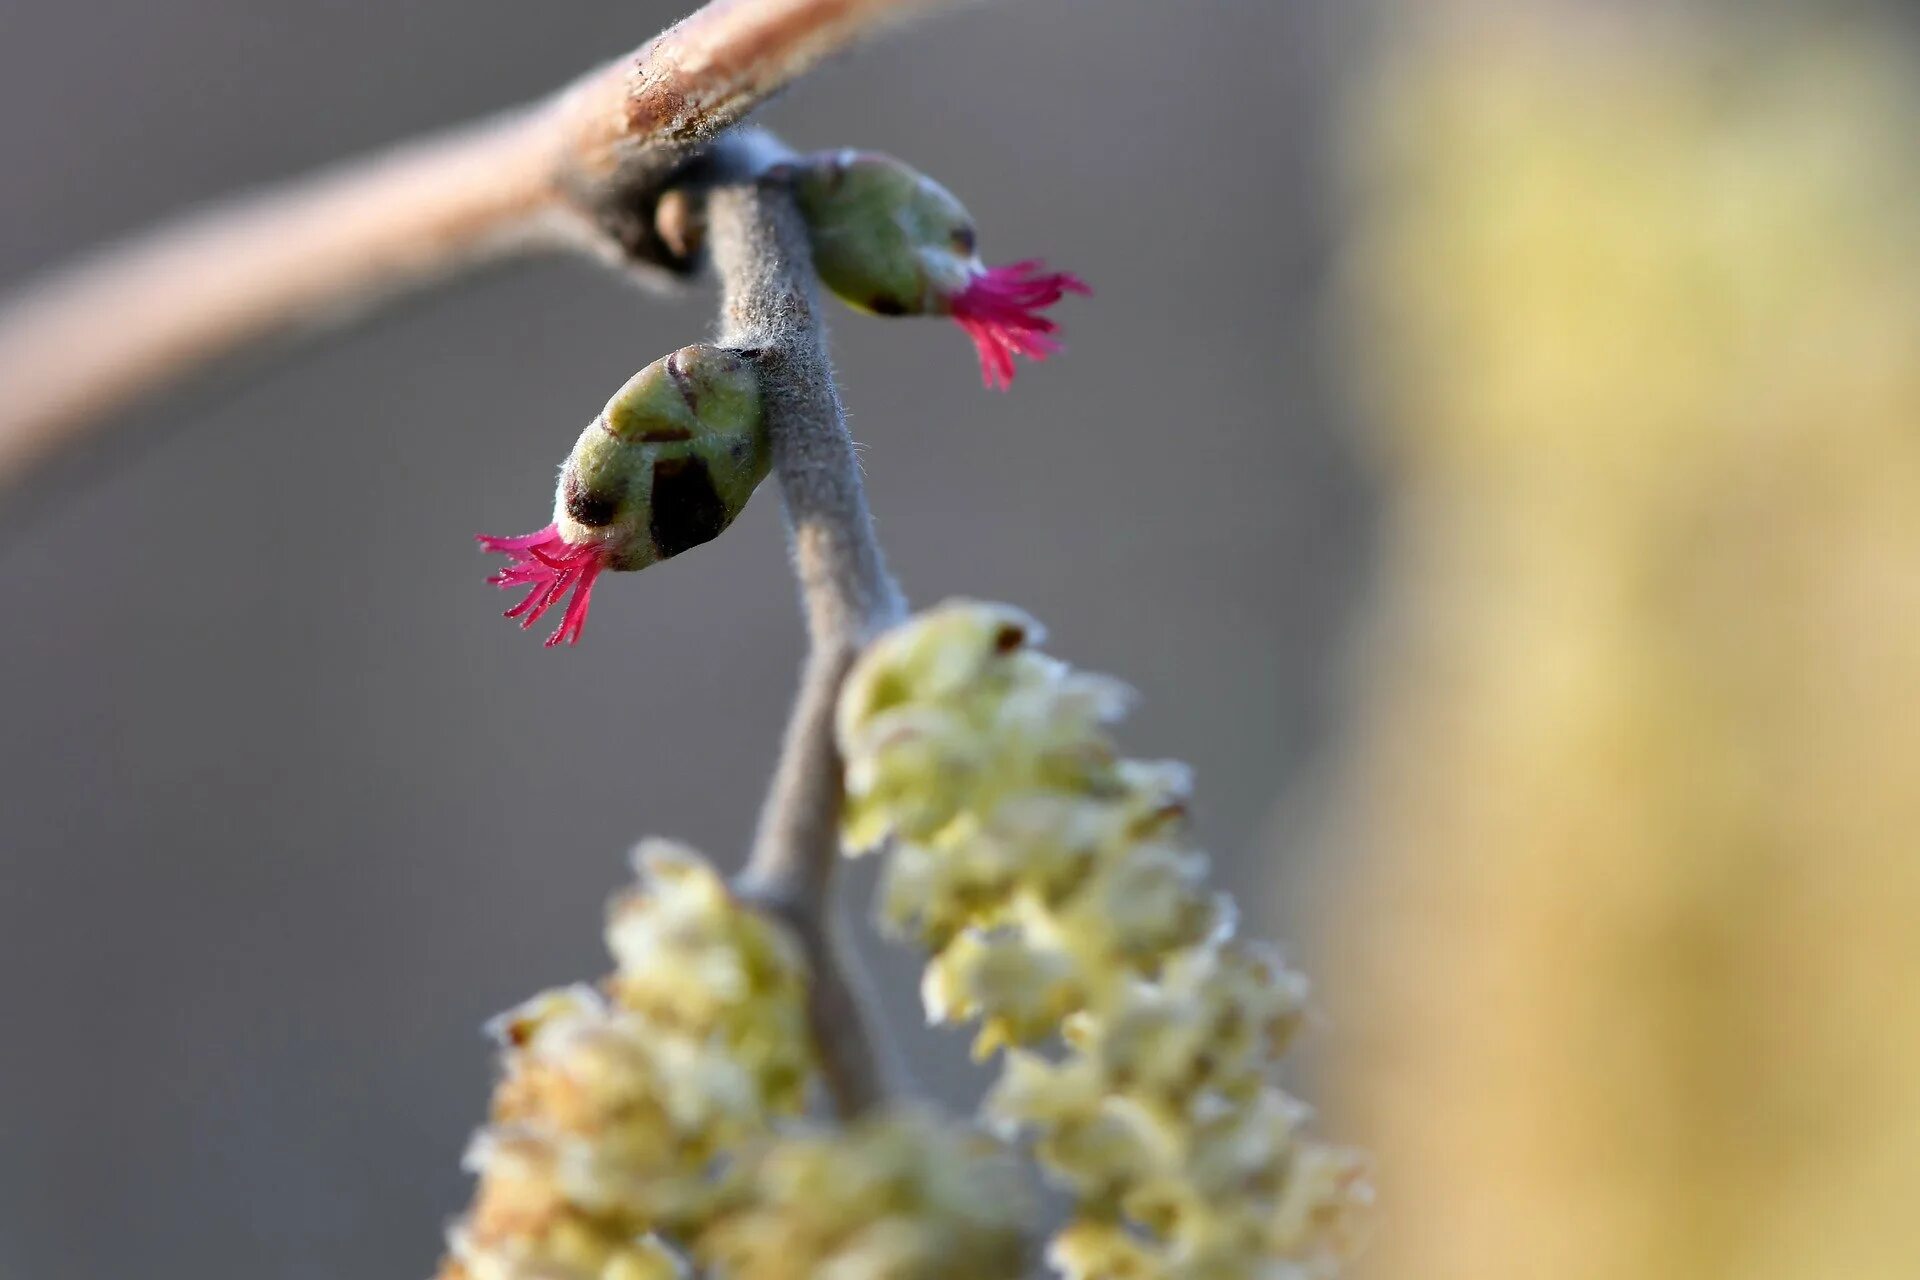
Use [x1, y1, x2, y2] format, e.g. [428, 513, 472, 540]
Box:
[654, 188, 704, 262]
[485, 1010, 538, 1049]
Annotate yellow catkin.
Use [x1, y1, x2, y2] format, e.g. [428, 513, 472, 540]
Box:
[694, 1110, 1034, 1280]
[1320, 8, 1920, 1279]
[841, 602, 1369, 1280]
[439, 841, 1038, 1280]
[439, 843, 814, 1280]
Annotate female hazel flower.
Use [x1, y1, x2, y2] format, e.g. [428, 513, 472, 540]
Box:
[480, 345, 768, 646]
[790, 150, 1090, 389]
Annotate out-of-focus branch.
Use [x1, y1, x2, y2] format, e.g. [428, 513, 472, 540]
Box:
[0, 0, 951, 491]
[707, 170, 906, 1118]
[0, 113, 560, 489]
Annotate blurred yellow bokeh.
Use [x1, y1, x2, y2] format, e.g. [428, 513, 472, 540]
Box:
[1318, 4, 1920, 1278]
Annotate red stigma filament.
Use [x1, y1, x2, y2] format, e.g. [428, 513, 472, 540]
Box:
[477, 524, 610, 647]
[950, 261, 1092, 389]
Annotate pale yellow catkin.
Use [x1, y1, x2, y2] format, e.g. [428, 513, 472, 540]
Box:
[440, 843, 814, 1280]
[1321, 7, 1920, 1279]
[439, 842, 1036, 1280]
[839, 601, 1369, 1280]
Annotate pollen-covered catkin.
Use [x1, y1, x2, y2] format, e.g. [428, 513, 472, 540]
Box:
[695, 1111, 1035, 1280]
[438, 842, 813, 1280]
[1322, 12, 1920, 1279]
[440, 840, 1039, 1280]
[837, 602, 1371, 1280]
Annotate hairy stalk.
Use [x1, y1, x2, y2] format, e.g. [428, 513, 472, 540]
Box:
[708, 172, 907, 1117]
[0, 0, 954, 490]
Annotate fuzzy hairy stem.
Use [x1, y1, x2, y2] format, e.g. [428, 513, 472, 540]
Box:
[708, 173, 906, 1116]
[0, 0, 954, 491]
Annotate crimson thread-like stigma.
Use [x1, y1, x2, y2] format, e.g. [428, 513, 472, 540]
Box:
[949, 261, 1091, 390]
[478, 524, 610, 647]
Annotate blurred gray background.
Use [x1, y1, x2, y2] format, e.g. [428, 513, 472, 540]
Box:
[0, 3, 1366, 1277]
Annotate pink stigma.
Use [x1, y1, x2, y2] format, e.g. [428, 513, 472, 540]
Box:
[477, 524, 610, 648]
[949, 261, 1092, 390]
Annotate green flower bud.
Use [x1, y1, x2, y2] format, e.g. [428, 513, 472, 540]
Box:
[791, 149, 978, 316]
[557, 344, 768, 569]
[480, 344, 769, 647]
[789, 150, 1091, 388]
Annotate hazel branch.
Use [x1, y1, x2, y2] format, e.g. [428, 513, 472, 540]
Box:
[0, 0, 954, 491]
[706, 169, 906, 1117]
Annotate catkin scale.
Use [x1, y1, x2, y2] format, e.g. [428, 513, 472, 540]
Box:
[554, 344, 768, 571]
